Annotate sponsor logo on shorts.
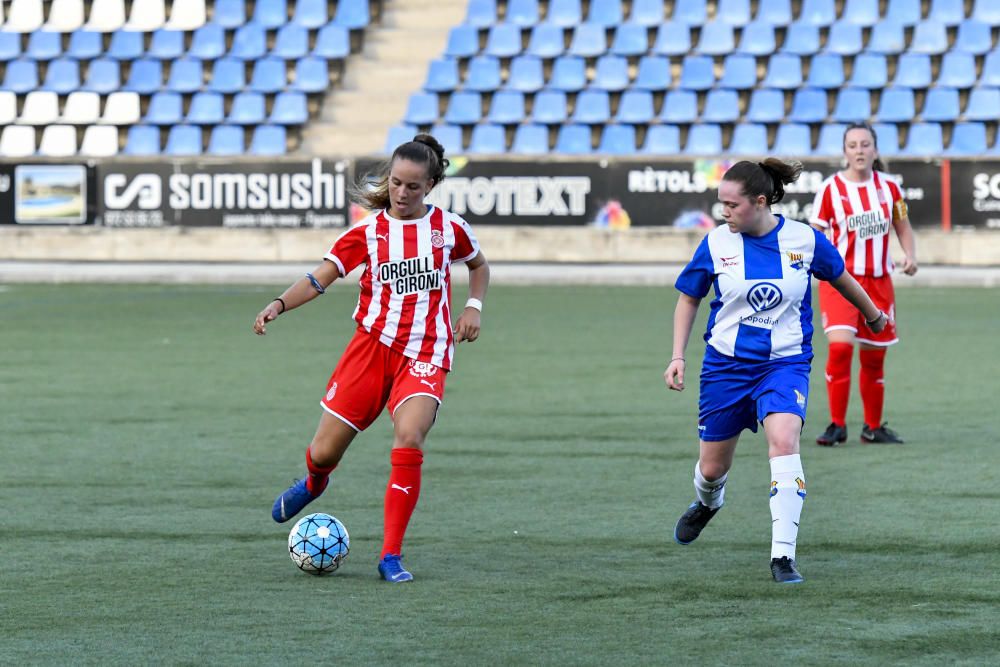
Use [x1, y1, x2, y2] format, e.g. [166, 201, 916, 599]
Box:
[408, 360, 438, 378]
[794, 388, 806, 407]
[326, 382, 338, 401]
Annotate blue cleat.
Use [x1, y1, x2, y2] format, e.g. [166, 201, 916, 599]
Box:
[378, 554, 413, 583]
[770, 557, 804, 584]
[271, 479, 322, 523]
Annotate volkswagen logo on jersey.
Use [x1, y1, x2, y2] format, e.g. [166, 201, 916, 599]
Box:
[747, 282, 783, 312]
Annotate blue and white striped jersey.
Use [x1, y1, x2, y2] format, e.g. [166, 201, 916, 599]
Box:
[675, 216, 845, 362]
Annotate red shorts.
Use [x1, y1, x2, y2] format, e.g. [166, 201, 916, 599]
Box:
[819, 275, 898, 346]
[320, 329, 447, 432]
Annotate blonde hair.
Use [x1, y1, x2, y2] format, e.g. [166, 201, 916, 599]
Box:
[351, 134, 450, 210]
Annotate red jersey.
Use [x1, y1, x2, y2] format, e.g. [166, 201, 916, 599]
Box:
[324, 205, 480, 371]
[810, 171, 902, 278]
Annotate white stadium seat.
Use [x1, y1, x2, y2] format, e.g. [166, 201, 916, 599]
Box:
[80, 125, 120, 156]
[61, 91, 102, 124]
[19, 91, 61, 126]
[84, 0, 126, 32]
[38, 124, 78, 156]
[165, 0, 207, 30]
[124, 0, 166, 32]
[43, 0, 86, 32]
[0, 91, 17, 124]
[100, 91, 141, 125]
[0, 125, 37, 156]
[3, 0, 44, 32]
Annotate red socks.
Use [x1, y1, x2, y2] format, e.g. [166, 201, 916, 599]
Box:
[859, 347, 887, 428]
[305, 447, 336, 496]
[825, 342, 853, 427]
[381, 447, 423, 558]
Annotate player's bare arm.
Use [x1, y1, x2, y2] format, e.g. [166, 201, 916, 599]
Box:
[892, 199, 918, 275]
[455, 251, 490, 343]
[666, 294, 701, 392]
[253, 259, 341, 335]
[829, 271, 887, 333]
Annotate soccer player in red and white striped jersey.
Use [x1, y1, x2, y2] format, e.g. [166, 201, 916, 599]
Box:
[254, 134, 490, 582]
[810, 122, 918, 446]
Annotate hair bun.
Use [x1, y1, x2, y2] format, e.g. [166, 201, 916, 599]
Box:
[413, 133, 445, 160]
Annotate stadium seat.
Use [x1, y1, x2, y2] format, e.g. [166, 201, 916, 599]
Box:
[42, 57, 80, 94]
[660, 89, 698, 123]
[83, 0, 126, 31]
[815, 122, 848, 155]
[403, 92, 439, 125]
[867, 22, 906, 55]
[429, 123, 464, 154]
[4, 0, 44, 32]
[729, 123, 768, 154]
[2, 58, 39, 93]
[702, 89, 741, 123]
[249, 57, 287, 93]
[44, 0, 86, 32]
[444, 25, 479, 59]
[511, 123, 549, 154]
[652, 22, 691, 57]
[231, 24, 267, 60]
[586, 0, 623, 26]
[465, 0, 497, 27]
[506, 56, 544, 92]
[716, 0, 752, 25]
[167, 57, 205, 94]
[973, 0, 1000, 25]
[696, 22, 735, 56]
[571, 89, 611, 123]
[19, 92, 60, 125]
[507, 0, 540, 26]
[384, 124, 416, 153]
[894, 53, 932, 88]
[737, 21, 776, 55]
[981, 52, 1000, 87]
[0, 125, 36, 156]
[568, 24, 608, 58]
[610, 24, 649, 57]
[67, 31, 102, 60]
[212, 0, 247, 28]
[124, 0, 166, 31]
[871, 122, 900, 155]
[718, 53, 757, 89]
[468, 123, 506, 153]
[81, 58, 121, 93]
[910, 22, 949, 55]
[789, 88, 828, 123]
[947, 122, 988, 155]
[335, 0, 370, 29]
[228, 91, 266, 124]
[164, 125, 202, 155]
[249, 125, 287, 155]
[186, 91, 224, 124]
[79, 125, 119, 156]
[100, 91, 140, 125]
[107, 30, 144, 60]
[144, 91, 183, 124]
[271, 24, 309, 59]
[628, 0, 664, 26]
[124, 58, 163, 94]
[772, 123, 813, 154]
[641, 124, 681, 154]
[292, 57, 329, 93]
[149, 30, 186, 60]
[685, 124, 723, 154]
[164, 0, 206, 30]
[252, 0, 288, 29]
[756, 0, 792, 25]
[549, 56, 586, 91]
[885, 0, 921, 26]
[292, 0, 329, 28]
[938, 52, 978, 88]
[485, 25, 522, 58]
[26, 32, 62, 61]
[780, 22, 820, 55]
[824, 22, 863, 56]
[0, 91, 16, 125]
[424, 59, 459, 93]
[928, 0, 965, 25]
[465, 56, 502, 92]
[0, 32, 23, 60]
[487, 90, 525, 124]
[555, 124, 592, 154]
[921, 87, 960, 121]
[615, 89, 655, 123]
[842, 0, 879, 26]
[805, 53, 844, 88]
[189, 24, 226, 59]
[123, 125, 161, 154]
[206, 125, 244, 155]
[634, 56, 671, 91]
[38, 125, 77, 157]
[592, 56, 630, 91]
[965, 87, 1000, 121]
[526, 24, 564, 58]
[847, 53, 887, 89]
[746, 88, 786, 123]
[797, 0, 835, 26]
[598, 124, 636, 154]
[444, 91, 482, 124]
[874, 87, 915, 123]
[954, 21, 993, 55]
[902, 123, 944, 154]
[761, 54, 802, 89]
[679, 55, 715, 90]
[60, 91, 100, 124]
[531, 90, 568, 123]
[547, 0, 583, 27]
[832, 87, 871, 122]
[270, 91, 308, 124]
[312, 24, 351, 59]
[673, 0, 707, 25]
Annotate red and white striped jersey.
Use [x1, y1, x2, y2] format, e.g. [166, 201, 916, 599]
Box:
[324, 205, 480, 371]
[810, 171, 903, 278]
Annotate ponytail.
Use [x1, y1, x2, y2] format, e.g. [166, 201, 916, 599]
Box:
[723, 158, 803, 205]
[350, 133, 450, 210]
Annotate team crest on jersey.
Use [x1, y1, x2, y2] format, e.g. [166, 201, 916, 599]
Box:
[747, 282, 782, 312]
[786, 251, 804, 271]
[408, 360, 437, 378]
[430, 230, 445, 248]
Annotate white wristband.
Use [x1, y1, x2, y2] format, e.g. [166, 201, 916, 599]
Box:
[465, 298, 483, 312]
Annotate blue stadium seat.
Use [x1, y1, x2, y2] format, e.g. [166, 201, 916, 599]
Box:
[973, 0, 1000, 25]
[832, 87, 871, 122]
[874, 87, 915, 123]
[571, 89, 610, 123]
[634, 56, 671, 90]
[547, 0, 582, 27]
[250, 57, 288, 93]
[797, 0, 836, 26]
[568, 23, 607, 57]
[673, 0, 707, 25]
[124, 125, 161, 155]
[81, 57, 120, 93]
[610, 24, 649, 56]
[167, 57, 204, 93]
[847, 53, 887, 88]
[27, 31, 62, 60]
[679, 55, 715, 90]
[598, 124, 636, 154]
[685, 124, 723, 154]
[548, 56, 586, 91]
[842, 0, 879, 26]
[292, 0, 329, 28]
[0, 32, 22, 60]
[207, 125, 244, 155]
[404, 92, 439, 125]
[313, 24, 351, 59]
[188, 24, 226, 60]
[231, 23, 267, 60]
[335, 0, 370, 29]
[965, 87, 1000, 121]
[947, 122, 988, 155]
[444, 25, 479, 58]
[894, 53, 932, 88]
[614, 90, 655, 123]
[507, 0, 540, 26]
[465, 0, 497, 28]
[124, 58, 163, 94]
[955, 20, 993, 55]
[718, 53, 757, 89]
[214, 0, 247, 28]
[772, 123, 812, 154]
[108, 30, 144, 60]
[756, 0, 792, 25]
[591, 55, 630, 91]
[526, 23, 564, 58]
[825, 22, 863, 56]
[468, 123, 506, 153]
[910, 22, 949, 55]
[3, 58, 39, 94]
[885, 0, 921, 26]
[586, 0, 623, 26]
[641, 124, 681, 154]
[429, 123, 464, 154]
[866, 22, 905, 55]
[629, 0, 665, 26]
[506, 55, 544, 92]
[228, 91, 266, 124]
[487, 90, 525, 123]
[270, 91, 308, 124]
[746, 88, 785, 123]
[729, 123, 768, 154]
[424, 58, 459, 93]
[696, 22, 735, 56]
[737, 21, 776, 55]
[921, 87, 960, 121]
[937, 52, 978, 88]
[871, 122, 900, 155]
[511, 123, 549, 153]
[464, 56, 502, 92]
[555, 123, 592, 154]
[444, 91, 482, 124]
[485, 24, 523, 58]
[249, 125, 288, 155]
[761, 54, 802, 88]
[652, 22, 691, 56]
[928, 0, 965, 25]
[716, 0, 752, 25]
[780, 22, 820, 55]
[253, 0, 288, 29]
[805, 53, 844, 88]
[272, 24, 309, 59]
[149, 30, 186, 60]
[660, 90, 699, 123]
[144, 91, 183, 124]
[816, 122, 848, 155]
[207, 57, 245, 94]
[702, 89, 741, 122]
[67, 31, 101, 60]
[186, 91, 224, 124]
[982, 52, 1000, 87]
[789, 87, 828, 123]
[902, 123, 943, 154]
[165, 125, 203, 155]
[293, 56, 329, 93]
[42, 57, 79, 94]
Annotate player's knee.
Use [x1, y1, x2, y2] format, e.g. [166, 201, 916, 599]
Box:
[767, 438, 799, 458]
[393, 429, 425, 450]
[698, 460, 730, 482]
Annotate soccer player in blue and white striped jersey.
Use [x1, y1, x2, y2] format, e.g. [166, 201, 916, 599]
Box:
[665, 159, 888, 584]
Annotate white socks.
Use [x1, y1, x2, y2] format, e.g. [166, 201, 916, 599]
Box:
[769, 454, 806, 560]
[694, 461, 728, 510]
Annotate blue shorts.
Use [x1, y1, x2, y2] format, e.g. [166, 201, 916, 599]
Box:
[697, 347, 812, 442]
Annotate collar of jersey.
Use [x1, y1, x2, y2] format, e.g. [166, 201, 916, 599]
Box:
[381, 205, 435, 224]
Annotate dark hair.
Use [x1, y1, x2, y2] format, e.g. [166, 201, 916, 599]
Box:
[351, 134, 450, 210]
[843, 122, 888, 172]
[722, 158, 803, 205]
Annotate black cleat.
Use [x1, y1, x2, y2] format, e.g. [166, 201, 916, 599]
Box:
[816, 422, 848, 446]
[770, 556, 804, 584]
[674, 500, 720, 545]
[860, 422, 904, 444]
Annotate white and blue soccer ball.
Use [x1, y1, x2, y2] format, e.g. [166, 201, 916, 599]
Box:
[288, 513, 350, 575]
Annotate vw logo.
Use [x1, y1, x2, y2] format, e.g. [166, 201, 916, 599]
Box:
[747, 282, 783, 312]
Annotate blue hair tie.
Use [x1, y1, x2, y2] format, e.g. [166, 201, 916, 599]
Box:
[306, 273, 326, 294]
